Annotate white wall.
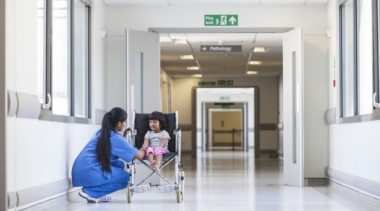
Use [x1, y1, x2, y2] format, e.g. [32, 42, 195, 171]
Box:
[328, 0, 380, 190]
[5, 0, 107, 208]
[105, 6, 327, 35]
[0, 0, 6, 209]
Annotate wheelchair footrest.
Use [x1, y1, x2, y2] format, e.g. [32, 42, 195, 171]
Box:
[157, 185, 176, 193]
[132, 185, 151, 193]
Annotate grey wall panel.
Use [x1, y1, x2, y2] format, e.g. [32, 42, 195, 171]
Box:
[17, 179, 70, 207]
[326, 167, 380, 198]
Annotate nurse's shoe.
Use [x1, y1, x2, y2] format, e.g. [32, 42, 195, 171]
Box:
[79, 190, 111, 203]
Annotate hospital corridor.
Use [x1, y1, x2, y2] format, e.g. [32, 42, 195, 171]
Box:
[1, 0, 380, 210]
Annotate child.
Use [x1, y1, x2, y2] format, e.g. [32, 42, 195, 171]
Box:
[139, 111, 170, 172]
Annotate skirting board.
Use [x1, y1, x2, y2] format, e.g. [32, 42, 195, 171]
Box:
[7, 179, 70, 209]
[325, 167, 380, 201]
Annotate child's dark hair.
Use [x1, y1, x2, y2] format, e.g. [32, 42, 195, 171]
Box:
[149, 111, 166, 130]
[96, 107, 127, 173]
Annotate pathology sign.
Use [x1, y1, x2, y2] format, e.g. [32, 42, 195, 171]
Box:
[201, 45, 242, 52]
[204, 15, 238, 26]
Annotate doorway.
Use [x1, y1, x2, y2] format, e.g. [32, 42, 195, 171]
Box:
[208, 108, 244, 150]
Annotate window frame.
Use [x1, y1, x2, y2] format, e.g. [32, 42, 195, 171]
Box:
[339, 0, 377, 123]
[39, 0, 92, 123]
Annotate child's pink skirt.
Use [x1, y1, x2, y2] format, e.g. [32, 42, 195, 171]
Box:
[145, 147, 169, 157]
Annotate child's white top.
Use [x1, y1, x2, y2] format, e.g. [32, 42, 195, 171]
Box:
[144, 130, 171, 149]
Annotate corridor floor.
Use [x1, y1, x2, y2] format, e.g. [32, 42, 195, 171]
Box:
[42, 150, 379, 211]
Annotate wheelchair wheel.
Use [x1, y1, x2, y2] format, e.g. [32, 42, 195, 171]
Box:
[176, 183, 183, 203]
[127, 184, 132, 203]
[180, 171, 185, 201]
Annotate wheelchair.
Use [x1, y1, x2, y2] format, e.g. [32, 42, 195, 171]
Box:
[125, 110, 185, 203]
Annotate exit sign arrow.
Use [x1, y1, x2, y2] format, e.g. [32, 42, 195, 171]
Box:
[229, 16, 237, 25]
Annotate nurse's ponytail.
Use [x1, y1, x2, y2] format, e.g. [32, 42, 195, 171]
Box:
[96, 107, 128, 173]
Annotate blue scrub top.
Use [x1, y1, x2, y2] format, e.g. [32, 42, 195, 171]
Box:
[72, 130, 138, 187]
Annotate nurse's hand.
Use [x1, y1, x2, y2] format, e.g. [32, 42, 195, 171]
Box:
[134, 150, 145, 160]
[123, 127, 132, 137]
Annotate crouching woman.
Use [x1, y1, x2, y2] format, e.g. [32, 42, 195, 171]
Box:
[71, 107, 144, 203]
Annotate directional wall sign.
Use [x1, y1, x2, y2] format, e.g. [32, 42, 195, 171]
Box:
[204, 15, 238, 26]
[201, 45, 242, 52]
[198, 81, 216, 86]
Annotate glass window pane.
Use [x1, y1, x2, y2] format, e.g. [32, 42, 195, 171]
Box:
[73, 0, 88, 118]
[341, 0, 356, 117]
[52, 0, 70, 116]
[357, 0, 373, 115]
[37, 0, 45, 103]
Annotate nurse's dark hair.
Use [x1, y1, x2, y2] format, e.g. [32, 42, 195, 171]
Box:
[148, 111, 166, 130]
[96, 107, 127, 173]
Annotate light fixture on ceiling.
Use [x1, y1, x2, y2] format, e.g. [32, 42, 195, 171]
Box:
[253, 47, 269, 52]
[187, 66, 199, 70]
[173, 39, 188, 44]
[247, 71, 258, 75]
[180, 55, 194, 60]
[249, 61, 262, 65]
[192, 74, 202, 78]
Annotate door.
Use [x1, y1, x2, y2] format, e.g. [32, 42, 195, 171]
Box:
[283, 28, 304, 187]
[126, 29, 160, 126]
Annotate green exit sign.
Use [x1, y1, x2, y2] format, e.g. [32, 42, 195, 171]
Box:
[204, 15, 238, 26]
[218, 80, 234, 86]
[219, 96, 231, 101]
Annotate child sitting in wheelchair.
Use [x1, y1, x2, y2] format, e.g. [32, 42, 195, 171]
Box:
[139, 111, 170, 172]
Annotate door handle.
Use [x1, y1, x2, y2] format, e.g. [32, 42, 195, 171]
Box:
[373, 93, 380, 108]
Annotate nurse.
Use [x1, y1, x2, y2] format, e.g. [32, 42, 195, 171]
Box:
[72, 107, 145, 203]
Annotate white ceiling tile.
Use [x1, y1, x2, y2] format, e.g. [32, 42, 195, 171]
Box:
[168, 0, 260, 6]
[103, 0, 168, 6]
[261, 0, 305, 5]
[305, 0, 329, 5]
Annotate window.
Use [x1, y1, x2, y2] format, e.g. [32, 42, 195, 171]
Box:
[339, 0, 373, 118]
[374, 0, 380, 105]
[37, 0, 91, 119]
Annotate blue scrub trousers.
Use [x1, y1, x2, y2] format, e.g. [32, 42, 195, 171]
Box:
[82, 162, 129, 198]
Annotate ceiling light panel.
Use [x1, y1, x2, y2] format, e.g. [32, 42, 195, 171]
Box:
[305, 0, 329, 5]
[247, 71, 258, 75]
[180, 55, 194, 59]
[187, 66, 199, 70]
[261, 0, 305, 5]
[103, 0, 167, 6]
[253, 47, 269, 52]
[191, 74, 202, 77]
[249, 61, 262, 65]
[169, 0, 260, 5]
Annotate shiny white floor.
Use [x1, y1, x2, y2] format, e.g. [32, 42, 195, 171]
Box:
[44, 150, 379, 211]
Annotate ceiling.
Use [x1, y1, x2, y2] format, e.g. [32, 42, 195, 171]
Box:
[103, 0, 329, 78]
[160, 32, 283, 78]
[103, 0, 329, 6]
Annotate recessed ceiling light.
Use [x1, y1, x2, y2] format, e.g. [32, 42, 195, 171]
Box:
[187, 66, 199, 70]
[173, 39, 187, 44]
[247, 71, 258, 75]
[180, 55, 194, 60]
[249, 61, 262, 65]
[192, 74, 202, 77]
[253, 47, 269, 52]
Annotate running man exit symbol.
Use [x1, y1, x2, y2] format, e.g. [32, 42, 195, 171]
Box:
[204, 15, 238, 26]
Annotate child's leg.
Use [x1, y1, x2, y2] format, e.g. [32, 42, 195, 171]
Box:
[146, 153, 156, 167]
[145, 147, 157, 167]
[155, 154, 163, 169]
